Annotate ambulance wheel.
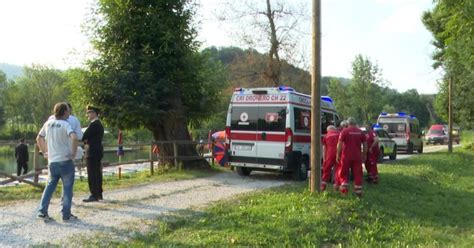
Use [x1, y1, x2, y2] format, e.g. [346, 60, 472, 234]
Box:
[378, 148, 384, 163]
[236, 167, 251, 176]
[293, 160, 308, 181]
[389, 146, 397, 160]
[407, 143, 414, 154]
[417, 143, 423, 154]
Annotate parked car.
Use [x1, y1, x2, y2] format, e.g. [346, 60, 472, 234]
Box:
[425, 124, 460, 145]
[374, 128, 397, 162]
[362, 127, 397, 163]
[425, 124, 447, 145]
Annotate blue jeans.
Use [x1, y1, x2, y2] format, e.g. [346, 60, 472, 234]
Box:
[38, 160, 75, 219]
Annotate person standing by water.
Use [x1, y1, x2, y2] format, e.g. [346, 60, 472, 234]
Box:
[15, 138, 29, 176]
[36, 102, 79, 222]
[82, 105, 104, 202]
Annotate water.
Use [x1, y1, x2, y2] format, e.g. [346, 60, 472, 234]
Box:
[0, 145, 150, 175]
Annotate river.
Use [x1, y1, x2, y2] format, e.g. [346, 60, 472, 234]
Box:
[0, 144, 150, 175]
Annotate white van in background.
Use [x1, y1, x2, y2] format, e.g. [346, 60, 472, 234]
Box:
[377, 112, 423, 154]
[225, 86, 340, 180]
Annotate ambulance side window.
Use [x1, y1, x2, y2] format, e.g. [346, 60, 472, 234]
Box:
[257, 107, 286, 132]
[294, 107, 311, 133]
[321, 112, 334, 135]
[230, 107, 258, 131]
[334, 115, 340, 127]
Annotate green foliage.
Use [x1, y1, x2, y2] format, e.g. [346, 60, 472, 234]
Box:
[103, 146, 474, 247]
[422, 0, 474, 129]
[327, 55, 434, 127]
[1, 65, 68, 130]
[349, 54, 383, 123]
[82, 0, 225, 134]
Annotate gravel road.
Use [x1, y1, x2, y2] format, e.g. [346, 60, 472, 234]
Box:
[0, 171, 291, 247]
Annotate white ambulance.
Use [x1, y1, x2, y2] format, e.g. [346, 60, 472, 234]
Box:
[377, 112, 423, 154]
[225, 86, 340, 180]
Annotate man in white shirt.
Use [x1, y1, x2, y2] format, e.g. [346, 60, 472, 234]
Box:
[36, 102, 79, 222]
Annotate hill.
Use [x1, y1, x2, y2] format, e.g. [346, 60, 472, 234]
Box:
[204, 46, 351, 95]
[0, 63, 23, 79]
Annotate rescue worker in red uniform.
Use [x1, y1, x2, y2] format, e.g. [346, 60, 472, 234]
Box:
[321, 125, 340, 191]
[336, 117, 367, 197]
[334, 121, 349, 191]
[364, 124, 380, 184]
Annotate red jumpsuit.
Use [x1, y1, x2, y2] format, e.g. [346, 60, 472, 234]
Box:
[338, 126, 367, 195]
[365, 130, 379, 183]
[321, 129, 340, 190]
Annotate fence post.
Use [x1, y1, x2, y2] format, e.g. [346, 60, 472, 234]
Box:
[211, 141, 215, 166]
[33, 144, 39, 184]
[149, 143, 154, 175]
[173, 142, 178, 170]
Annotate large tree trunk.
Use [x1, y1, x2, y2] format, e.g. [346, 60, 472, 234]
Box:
[149, 96, 210, 170]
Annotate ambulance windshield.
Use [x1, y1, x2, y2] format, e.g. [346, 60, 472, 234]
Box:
[231, 106, 286, 132]
[379, 122, 406, 133]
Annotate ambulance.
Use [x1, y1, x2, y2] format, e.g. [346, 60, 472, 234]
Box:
[225, 86, 340, 180]
[377, 112, 423, 154]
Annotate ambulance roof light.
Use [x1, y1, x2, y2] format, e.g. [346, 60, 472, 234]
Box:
[278, 86, 294, 92]
[380, 112, 387, 116]
[321, 96, 333, 103]
[410, 115, 417, 119]
[398, 112, 406, 116]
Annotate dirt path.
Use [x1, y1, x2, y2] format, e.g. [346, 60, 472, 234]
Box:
[0, 172, 290, 247]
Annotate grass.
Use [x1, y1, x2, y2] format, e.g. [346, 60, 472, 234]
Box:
[92, 132, 474, 247]
[0, 166, 219, 204]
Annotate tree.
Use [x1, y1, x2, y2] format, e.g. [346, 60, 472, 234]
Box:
[422, 0, 474, 129]
[349, 55, 383, 123]
[217, 0, 308, 86]
[13, 65, 66, 129]
[0, 70, 7, 128]
[327, 78, 351, 119]
[83, 0, 224, 168]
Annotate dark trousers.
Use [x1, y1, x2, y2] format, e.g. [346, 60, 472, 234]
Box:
[86, 157, 103, 198]
[17, 162, 28, 176]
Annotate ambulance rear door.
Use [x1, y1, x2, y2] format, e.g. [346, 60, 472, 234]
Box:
[255, 104, 287, 166]
[230, 105, 258, 164]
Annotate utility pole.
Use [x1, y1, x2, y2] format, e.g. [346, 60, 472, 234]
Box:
[310, 0, 322, 193]
[448, 76, 453, 153]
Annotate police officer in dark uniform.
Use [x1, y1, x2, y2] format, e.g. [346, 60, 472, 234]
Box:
[83, 105, 104, 202]
[15, 138, 29, 176]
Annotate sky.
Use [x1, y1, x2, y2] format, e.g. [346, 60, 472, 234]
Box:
[0, 0, 441, 94]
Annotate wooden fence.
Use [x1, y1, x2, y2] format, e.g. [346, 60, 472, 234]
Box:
[0, 140, 216, 189]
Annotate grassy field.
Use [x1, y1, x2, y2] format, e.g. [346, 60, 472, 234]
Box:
[0, 167, 217, 204]
[96, 133, 474, 247]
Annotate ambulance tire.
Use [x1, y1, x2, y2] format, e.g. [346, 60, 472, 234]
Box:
[236, 167, 251, 176]
[417, 143, 423, 154]
[407, 143, 414, 154]
[389, 146, 397, 160]
[293, 159, 308, 181]
[378, 148, 384, 163]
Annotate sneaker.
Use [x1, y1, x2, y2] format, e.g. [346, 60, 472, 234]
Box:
[63, 214, 79, 222]
[37, 213, 54, 222]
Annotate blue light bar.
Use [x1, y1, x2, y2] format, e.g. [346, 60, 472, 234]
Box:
[278, 86, 294, 92]
[321, 96, 333, 103]
[410, 115, 417, 119]
[373, 124, 381, 129]
[380, 112, 387, 116]
[398, 112, 406, 116]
